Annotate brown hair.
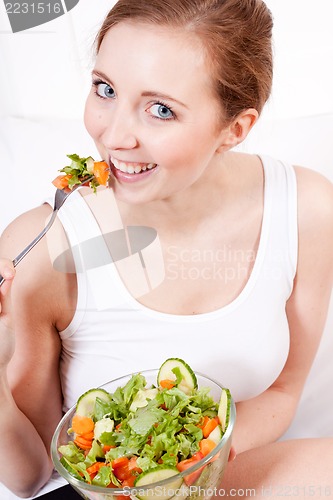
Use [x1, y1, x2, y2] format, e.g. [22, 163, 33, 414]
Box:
[96, 0, 273, 123]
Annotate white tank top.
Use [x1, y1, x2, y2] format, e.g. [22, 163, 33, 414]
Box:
[54, 155, 297, 411]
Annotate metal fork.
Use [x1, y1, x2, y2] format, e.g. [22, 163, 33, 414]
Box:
[0, 176, 94, 287]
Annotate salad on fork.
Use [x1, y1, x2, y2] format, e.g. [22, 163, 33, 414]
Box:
[0, 154, 109, 286]
[52, 154, 109, 192]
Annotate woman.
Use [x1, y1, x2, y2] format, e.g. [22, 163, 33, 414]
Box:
[0, 0, 333, 497]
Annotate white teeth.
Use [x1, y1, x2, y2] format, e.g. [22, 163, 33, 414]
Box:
[111, 157, 157, 175]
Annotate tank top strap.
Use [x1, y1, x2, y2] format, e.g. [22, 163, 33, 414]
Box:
[259, 155, 298, 290]
[55, 187, 165, 320]
[49, 188, 115, 339]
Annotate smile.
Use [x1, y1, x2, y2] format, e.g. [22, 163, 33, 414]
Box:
[111, 157, 157, 175]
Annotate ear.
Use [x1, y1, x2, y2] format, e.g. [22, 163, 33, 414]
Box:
[216, 108, 259, 153]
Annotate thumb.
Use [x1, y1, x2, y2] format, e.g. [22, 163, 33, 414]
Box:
[228, 446, 237, 462]
[0, 270, 16, 368]
[0, 267, 15, 317]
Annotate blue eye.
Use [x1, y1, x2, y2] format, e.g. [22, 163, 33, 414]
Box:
[94, 81, 116, 99]
[149, 103, 174, 120]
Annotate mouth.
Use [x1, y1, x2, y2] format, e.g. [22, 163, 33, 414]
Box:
[110, 156, 158, 175]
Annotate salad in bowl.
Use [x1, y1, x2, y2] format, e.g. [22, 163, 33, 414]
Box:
[51, 358, 235, 500]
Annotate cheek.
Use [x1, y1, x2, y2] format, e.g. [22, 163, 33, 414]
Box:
[164, 130, 215, 169]
[154, 127, 200, 161]
[84, 95, 103, 140]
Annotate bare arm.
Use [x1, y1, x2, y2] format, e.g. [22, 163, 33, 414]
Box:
[0, 206, 73, 497]
[232, 167, 333, 453]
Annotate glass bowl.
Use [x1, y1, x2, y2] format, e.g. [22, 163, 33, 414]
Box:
[51, 369, 236, 500]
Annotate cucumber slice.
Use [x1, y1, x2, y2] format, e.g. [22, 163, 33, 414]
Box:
[157, 358, 197, 395]
[94, 417, 114, 440]
[217, 388, 231, 432]
[134, 466, 183, 500]
[76, 388, 111, 417]
[207, 423, 223, 445]
[85, 156, 95, 174]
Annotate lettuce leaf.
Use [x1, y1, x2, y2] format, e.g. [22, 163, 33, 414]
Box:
[92, 465, 114, 487]
[84, 440, 105, 467]
[58, 442, 85, 464]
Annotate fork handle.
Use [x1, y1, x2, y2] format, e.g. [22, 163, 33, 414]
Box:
[0, 211, 58, 288]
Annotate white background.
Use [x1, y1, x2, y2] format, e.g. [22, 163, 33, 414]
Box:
[0, 0, 332, 444]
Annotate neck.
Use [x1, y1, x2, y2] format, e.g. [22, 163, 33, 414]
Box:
[120, 153, 236, 234]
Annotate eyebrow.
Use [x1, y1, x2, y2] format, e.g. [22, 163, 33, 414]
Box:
[141, 91, 188, 109]
[92, 70, 188, 109]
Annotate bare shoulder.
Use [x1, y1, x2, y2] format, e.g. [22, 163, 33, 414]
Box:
[1, 203, 53, 255]
[293, 166, 333, 288]
[0, 203, 76, 331]
[294, 165, 333, 208]
[294, 165, 333, 241]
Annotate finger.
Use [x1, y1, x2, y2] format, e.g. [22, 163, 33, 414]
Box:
[228, 446, 237, 462]
[0, 267, 15, 316]
[0, 260, 15, 282]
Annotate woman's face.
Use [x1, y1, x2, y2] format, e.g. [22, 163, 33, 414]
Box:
[84, 22, 230, 205]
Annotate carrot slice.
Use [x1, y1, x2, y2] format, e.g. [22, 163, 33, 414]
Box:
[87, 462, 107, 475]
[159, 379, 175, 389]
[79, 430, 95, 440]
[72, 414, 95, 435]
[93, 161, 109, 186]
[197, 415, 210, 430]
[112, 457, 129, 469]
[199, 438, 216, 457]
[202, 417, 218, 438]
[74, 435, 93, 450]
[103, 444, 116, 453]
[52, 174, 72, 190]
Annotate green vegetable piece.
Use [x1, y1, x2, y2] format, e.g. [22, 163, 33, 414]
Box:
[157, 358, 198, 394]
[76, 388, 111, 418]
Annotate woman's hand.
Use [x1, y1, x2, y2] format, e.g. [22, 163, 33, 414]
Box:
[228, 446, 237, 462]
[0, 258, 16, 370]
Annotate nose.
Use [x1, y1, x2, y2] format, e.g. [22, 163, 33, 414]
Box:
[101, 103, 139, 151]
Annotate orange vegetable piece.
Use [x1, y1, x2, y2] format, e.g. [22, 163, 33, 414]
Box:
[122, 475, 136, 488]
[202, 417, 218, 438]
[80, 430, 95, 441]
[128, 456, 142, 474]
[159, 379, 175, 389]
[176, 451, 205, 486]
[199, 438, 216, 457]
[112, 457, 129, 469]
[197, 415, 210, 430]
[113, 465, 131, 481]
[52, 174, 72, 190]
[74, 435, 93, 450]
[87, 462, 107, 475]
[93, 161, 109, 186]
[72, 414, 95, 435]
[103, 444, 116, 453]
